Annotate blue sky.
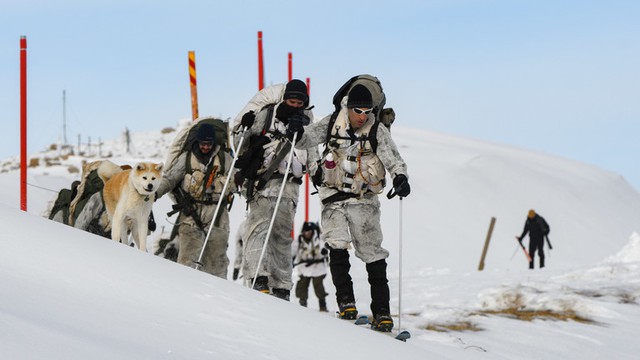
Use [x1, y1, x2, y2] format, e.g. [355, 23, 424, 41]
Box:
[2, 0, 639, 190]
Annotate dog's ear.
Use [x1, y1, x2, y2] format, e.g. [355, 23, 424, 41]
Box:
[135, 163, 147, 171]
[120, 164, 132, 171]
[155, 162, 164, 172]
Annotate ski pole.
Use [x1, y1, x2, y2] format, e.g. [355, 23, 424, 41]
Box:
[251, 132, 299, 289]
[510, 243, 520, 260]
[194, 127, 248, 270]
[515, 236, 532, 263]
[397, 196, 404, 333]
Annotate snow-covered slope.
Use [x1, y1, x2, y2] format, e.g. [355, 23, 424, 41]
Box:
[0, 205, 428, 359]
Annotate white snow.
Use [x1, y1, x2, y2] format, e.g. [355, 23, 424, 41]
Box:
[1, 123, 639, 359]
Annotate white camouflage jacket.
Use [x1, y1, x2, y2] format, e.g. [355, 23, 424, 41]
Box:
[295, 101, 408, 202]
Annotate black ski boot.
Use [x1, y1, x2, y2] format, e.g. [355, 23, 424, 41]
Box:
[319, 298, 328, 312]
[252, 276, 270, 294]
[371, 313, 394, 332]
[338, 300, 358, 320]
[272, 288, 290, 301]
[329, 248, 357, 319]
[299, 298, 308, 307]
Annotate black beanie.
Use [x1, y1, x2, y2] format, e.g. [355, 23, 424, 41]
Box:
[196, 123, 216, 143]
[283, 79, 309, 105]
[301, 222, 316, 232]
[347, 84, 373, 108]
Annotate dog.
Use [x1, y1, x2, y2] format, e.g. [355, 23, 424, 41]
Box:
[97, 160, 163, 252]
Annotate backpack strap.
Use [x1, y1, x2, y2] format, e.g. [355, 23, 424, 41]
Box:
[368, 121, 380, 153]
[324, 112, 340, 151]
[255, 140, 292, 190]
[185, 151, 218, 197]
[325, 110, 379, 153]
[261, 103, 276, 136]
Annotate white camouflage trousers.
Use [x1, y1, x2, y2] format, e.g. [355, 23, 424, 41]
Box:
[321, 194, 389, 264]
[177, 208, 230, 279]
[243, 183, 298, 290]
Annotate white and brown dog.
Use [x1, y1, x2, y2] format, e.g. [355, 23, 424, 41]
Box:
[98, 160, 163, 251]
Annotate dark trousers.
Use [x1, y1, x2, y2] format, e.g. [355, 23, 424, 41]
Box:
[295, 275, 327, 301]
[529, 237, 545, 269]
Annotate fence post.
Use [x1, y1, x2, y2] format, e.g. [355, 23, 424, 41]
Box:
[478, 217, 496, 271]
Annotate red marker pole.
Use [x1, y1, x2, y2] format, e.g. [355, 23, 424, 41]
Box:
[188, 51, 199, 121]
[257, 31, 264, 90]
[289, 53, 294, 238]
[20, 36, 27, 211]
[304, 77, 311, 223]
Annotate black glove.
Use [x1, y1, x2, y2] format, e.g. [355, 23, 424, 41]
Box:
[234, 135, 270, 176]
[311, 167, 323, 187]
[233, 171, 245, 188]
[147, 211, 157, 232]
[241, 111, 255, 129]
[232, 268, 240, 281]
[321, 247, 328, 256]
[393, 174, 411, 197]
[286, 113, 309, 141]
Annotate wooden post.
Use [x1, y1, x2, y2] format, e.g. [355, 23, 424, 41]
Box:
[188, 51, 199, 120]
[20, 36, 27, 211]
[478, 217, 497, 271]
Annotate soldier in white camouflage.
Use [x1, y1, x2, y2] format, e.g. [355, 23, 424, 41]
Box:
[233, 80, 319, 301]
[155, 123, 234, 279]
[292, 82, 410, 332]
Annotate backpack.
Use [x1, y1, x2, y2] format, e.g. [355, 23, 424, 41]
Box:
[536, 216, 550, 236]
[165, 117, 230, 172]
[48, 181, 80, 224]
[164, 117, 232, 230]
[326, 74, 395, 152]
[68, 161, 106, 226]
[233, 84, 285, 130]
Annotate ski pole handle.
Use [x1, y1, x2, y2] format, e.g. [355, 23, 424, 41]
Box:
[386, 187, 396, 199]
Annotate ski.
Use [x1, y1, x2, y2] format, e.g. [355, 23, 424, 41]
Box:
[353, 315, 411, 342]
[355, 315, 370, 325]
[395, 330, 411, 342]
[516, 237, 532, 262]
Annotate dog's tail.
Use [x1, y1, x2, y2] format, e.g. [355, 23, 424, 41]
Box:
[97, 160, 124, 184]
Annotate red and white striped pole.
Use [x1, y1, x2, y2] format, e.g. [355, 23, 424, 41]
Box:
[20, 36, 27, 211]
[188, 51, 199, 121]
[257, 31, 264, 90]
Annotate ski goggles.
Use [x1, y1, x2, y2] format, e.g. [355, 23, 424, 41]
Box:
[351, 107, 373, 115]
